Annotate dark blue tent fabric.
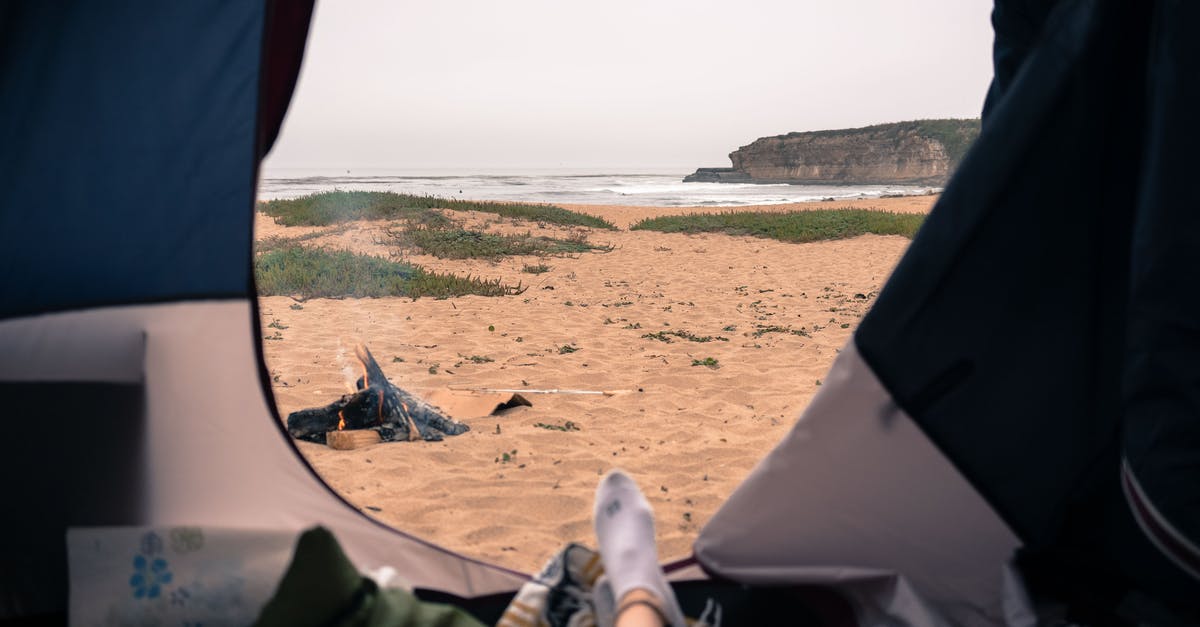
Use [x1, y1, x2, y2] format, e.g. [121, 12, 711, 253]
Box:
[981, 0, 1063, 123]
[1122, 0, 1200, 558]
[0, 2, 264, 320]
[857, 0, 1199, 618]
[258, 1, 315, 162]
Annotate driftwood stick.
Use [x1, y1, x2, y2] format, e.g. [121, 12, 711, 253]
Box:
[447, 386, 629, 396]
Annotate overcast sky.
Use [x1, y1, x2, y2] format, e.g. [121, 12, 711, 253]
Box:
[264, 0, 995, 171]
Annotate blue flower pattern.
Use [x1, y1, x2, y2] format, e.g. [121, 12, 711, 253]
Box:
[130, 554, 173, 599]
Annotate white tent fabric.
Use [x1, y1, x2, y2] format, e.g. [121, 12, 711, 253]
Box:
[0, 300, 527, 598]
[2, 300, 1036, 625]
[694, 341, 1023, 626]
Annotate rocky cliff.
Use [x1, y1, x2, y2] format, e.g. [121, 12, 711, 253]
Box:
[685, 119, 980, 185]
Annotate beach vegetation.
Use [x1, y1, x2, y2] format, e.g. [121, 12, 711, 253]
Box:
[534, 421, 581, 432]
[403, 208, 456, 230]
[522, 263, 551, 274]
[691, 357, 720, 369]
[641, 330, 729, 343]
[391, 227, 612, 260]
[255, 223, 352, 254]
[631, 208, 925, 243]
[255, 245, 523, 299]
[259, 190, 615, 229]
[751, 324, 811, 338]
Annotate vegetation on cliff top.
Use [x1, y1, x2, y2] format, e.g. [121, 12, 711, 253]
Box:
[631, 208, 926, 242]
[259, 190, 615, 230]
[778, 118, 980, 166]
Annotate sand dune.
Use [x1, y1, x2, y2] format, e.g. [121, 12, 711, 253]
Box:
[257, 195, 934, 572]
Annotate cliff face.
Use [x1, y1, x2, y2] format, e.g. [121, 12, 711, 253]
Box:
[686, 119, 980, 185]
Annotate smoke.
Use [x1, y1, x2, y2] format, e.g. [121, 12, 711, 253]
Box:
[335, 343, 359, 393]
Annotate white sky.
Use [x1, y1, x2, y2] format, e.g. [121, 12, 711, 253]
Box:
[264, 0, 995, 171]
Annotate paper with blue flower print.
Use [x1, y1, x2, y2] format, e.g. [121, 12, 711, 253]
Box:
[130, 554, 174, 599]
[68, 526, 298, 627]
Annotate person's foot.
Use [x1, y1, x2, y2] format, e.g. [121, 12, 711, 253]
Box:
[593, 469, 686, 626]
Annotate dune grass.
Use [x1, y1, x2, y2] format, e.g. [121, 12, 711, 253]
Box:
[392, 227, 611, 260]
[642, 329, 729, 343]
[255, 245, 522, 299]
[254, 224, 353, 255]
[630, 208, 925, 243]
[259, 190, 614, 230]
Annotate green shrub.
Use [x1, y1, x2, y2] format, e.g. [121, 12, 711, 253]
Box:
[631, 209, 925, 242]
[255, 246, 521, 299]
[641, 329, 728, 343]
[254, 224, 352, 254]
[259, 190, 614, 229]
[394, 228, 609, 260]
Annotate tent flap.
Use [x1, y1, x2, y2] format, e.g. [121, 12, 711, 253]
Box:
[695, 341, 1020, 627]
[0, 2, 263, 319]
[856, 0, 1199, 613]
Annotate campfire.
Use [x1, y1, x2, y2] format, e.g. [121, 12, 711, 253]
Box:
[286, 344, 469, 448]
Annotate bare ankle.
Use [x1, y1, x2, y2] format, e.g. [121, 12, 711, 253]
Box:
[616, 588, 668, 627]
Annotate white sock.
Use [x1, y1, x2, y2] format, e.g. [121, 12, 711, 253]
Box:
[593, 469, 686, 626]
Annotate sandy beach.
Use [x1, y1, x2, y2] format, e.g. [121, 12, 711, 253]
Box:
[257, 195, 935, 573]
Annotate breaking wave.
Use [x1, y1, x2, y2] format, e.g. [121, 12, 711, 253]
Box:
[258, 168, 937, 208]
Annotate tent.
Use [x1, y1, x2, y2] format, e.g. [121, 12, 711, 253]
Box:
[701, 1, 1200, 623]
[1, 0, 1196, 624]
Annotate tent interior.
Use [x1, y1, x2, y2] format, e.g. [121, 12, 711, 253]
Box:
[2, 1, 1197, 625]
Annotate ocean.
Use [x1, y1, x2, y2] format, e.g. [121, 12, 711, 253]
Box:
[257, 168, 937, 207]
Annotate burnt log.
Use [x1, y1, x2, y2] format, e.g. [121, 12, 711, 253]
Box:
[286, 344, 469, 444]
[285, 389, 378, 444]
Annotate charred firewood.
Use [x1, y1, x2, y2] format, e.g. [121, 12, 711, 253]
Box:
[287, 388, 383, 442]
[285, 344, 469, 444]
